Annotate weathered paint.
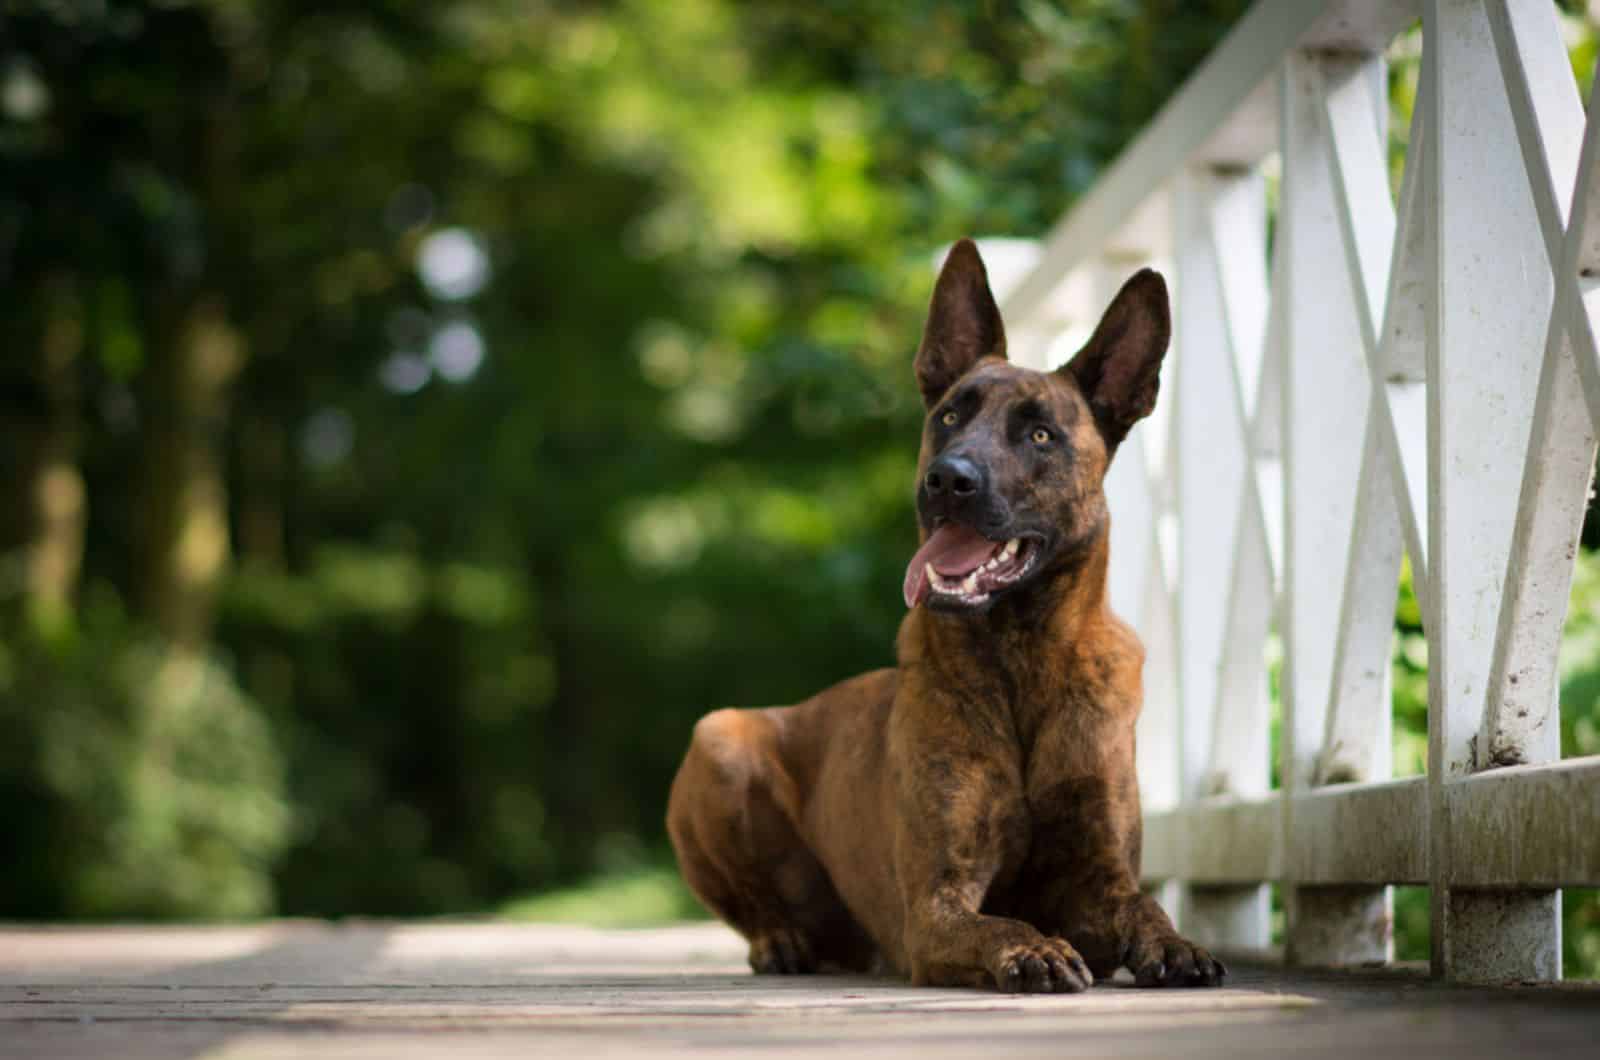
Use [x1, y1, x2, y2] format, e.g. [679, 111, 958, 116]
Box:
[996, 0, 1600, 986]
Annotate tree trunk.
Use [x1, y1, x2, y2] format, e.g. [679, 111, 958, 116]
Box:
[2, 273, 87, 635]
[136, 294, 244, 650]
[236, 409, 288, 571]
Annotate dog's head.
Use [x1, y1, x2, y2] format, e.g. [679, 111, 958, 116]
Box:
[902, 239, 1170, 613]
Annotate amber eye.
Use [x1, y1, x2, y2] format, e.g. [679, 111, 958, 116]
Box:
[940, 409, 958, 427]
[1031, 427, 1051, 445]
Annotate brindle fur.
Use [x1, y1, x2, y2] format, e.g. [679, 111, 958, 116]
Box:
[666, 239, 1224, 993]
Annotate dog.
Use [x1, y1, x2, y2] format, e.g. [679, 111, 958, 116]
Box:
[666, 239, 1224, 993]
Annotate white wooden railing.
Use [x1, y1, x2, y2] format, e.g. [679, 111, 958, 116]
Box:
[997, 0, 1600, 983]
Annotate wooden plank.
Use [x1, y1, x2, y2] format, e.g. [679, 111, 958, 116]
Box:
[1485, 0, 1585, 269]
[1189, 170, 1275, 949]
[1202, 169, 1273, 803]
[1444, 758, 1600, 888]
[1280, 46, 1389, 970]
[1316, 53, 1404, 788]
[1480, 321, 1595, 768]
[1003, 0, 1418, 332]
[1143, 779, 1421, 887]
[1143, 760, 1600, 890]
[1568, 95, 1600, 429]
[1424, 0, 1561, 984]
[1316, 413, 1401, 787]
[1290, 778, 1428, 885]
[1173, 171, 1250, 803]
[1375, 80, 1434, 600]
[1325, 43, 1431, 603]
[1278, 52, 1372, 794]
[1479, 4, 1600, 778]
[1145, 797, 1280, 884]
[1136, 543, 1183, 815]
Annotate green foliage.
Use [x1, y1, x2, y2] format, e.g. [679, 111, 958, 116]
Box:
[4, 0, 1248, 918]
[1392, 558, 1429, 778]
[5, 1, 1600, 986]
[500, 866, 708, 928]
[0, 600, 290, 918]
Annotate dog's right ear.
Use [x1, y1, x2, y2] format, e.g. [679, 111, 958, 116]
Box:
[915, 239, 1007, 408]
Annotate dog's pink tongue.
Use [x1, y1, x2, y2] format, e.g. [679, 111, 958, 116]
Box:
[902, 524, 999, 609]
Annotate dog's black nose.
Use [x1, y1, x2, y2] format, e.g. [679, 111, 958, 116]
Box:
[924, 454, 984, 499]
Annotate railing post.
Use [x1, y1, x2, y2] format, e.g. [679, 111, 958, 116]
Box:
[1002, 0, 1600, 985]
[1278, 47, 1389, 967]
[1424, 0, 1561, 983]
[1172, 169, 1270, 951]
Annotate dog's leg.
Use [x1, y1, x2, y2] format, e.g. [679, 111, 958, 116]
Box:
[889, 717, 1094, 993]
[667, 708, 873, 975]
[1022, 771, 1227, 988]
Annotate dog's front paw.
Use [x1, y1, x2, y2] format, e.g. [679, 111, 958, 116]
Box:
[748, 928, 817, 975]
[1128, 934, 1226, 988]
[991, 936, 1094, 994]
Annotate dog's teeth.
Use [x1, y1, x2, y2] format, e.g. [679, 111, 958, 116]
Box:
[962, 572, 979, 594]
[1003, 538, 1020, 559]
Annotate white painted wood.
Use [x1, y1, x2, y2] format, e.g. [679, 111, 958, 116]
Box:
[1173, 171, 1251, 805]
[1568, 88, 1600, 430]
[1489, 0, 1600, 428]
[1105, 426, 1156, 633]
[1291, 778, 1428, 885]
[1205, 511, 1275, 797]
[1001, 0, 1417, 332]
[1478, 6, 1598, 776]
[1134, 546, 1182, 815]
[1480, 321, 1594, 770]
[1445, 758, 1600, 887]
[1320, 54, 1392, 346]
[1252, 248, 1286, 581]
[1485, 0, 1585, 271]
[1424, 0, 1561, 985]
[1167, 168, 1277, 948]
[1142, 778, 1423, 887]
[1325, 41, 1431, 604]
[1279, 47, 1389, 969]
[1316, 412, 1401, 787]
[993, 0, 1600, 987]
[1373, 71, 1434, 602]
[1148, 797, 1280, 884]
[1210, 173, 1271, 419]
[1144, 756, 1600, 891]
[1183, 169, 1275, 951]
[1278, 51, 1372, 793]
[1200, 168, 1273, 803]
[1315, 51, 1404, 790]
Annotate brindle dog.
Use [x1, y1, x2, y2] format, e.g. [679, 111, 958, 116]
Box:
[666, 239, 1224, 993]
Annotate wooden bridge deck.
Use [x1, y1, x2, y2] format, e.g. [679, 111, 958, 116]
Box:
[2, 921, 1596, 1059]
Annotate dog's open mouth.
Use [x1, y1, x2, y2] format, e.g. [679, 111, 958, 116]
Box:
[902, 523, 1038, 609]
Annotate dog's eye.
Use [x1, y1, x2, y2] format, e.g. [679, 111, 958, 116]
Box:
[941, 410, 958, 427]
[1031, 427, 1052, 445]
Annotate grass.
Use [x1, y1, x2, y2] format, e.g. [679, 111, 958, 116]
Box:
[498, 866, 710, 928]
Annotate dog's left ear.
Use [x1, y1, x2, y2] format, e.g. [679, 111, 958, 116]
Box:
[915, 238, 1007, 408]
[1062, 268, 1170, 449]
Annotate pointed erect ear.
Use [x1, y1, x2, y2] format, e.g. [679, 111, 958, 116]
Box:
[914, 238, 1007, 407]
[1062, 268, 1171, 448]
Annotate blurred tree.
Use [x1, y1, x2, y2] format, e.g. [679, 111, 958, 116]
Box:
[61, 0, 1600, 939]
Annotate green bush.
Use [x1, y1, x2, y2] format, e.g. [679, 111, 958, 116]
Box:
[0, 596, 289, 919]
